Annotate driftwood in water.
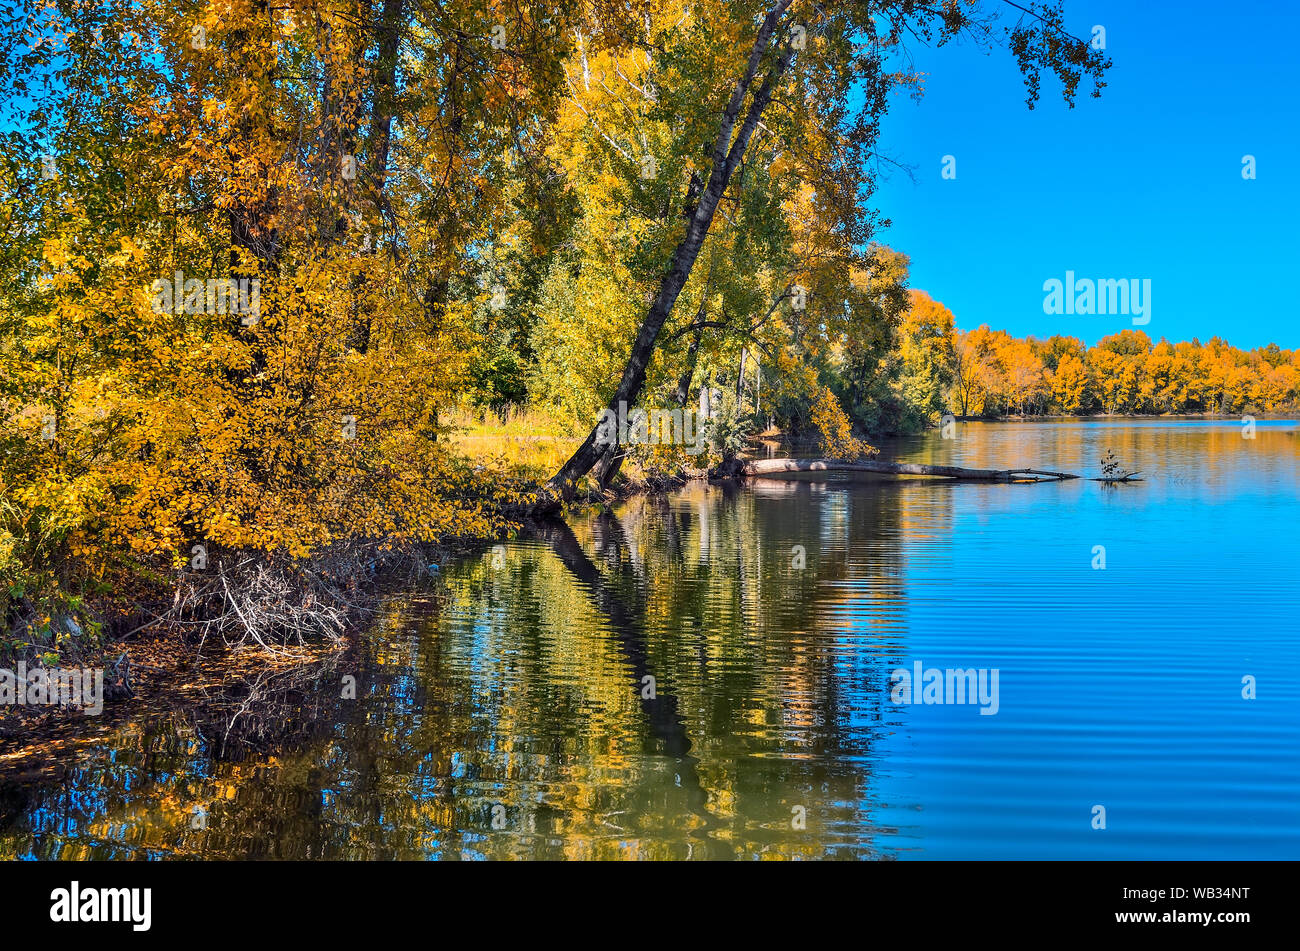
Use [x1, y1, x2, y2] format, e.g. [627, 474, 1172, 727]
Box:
[742, 457, 1080, 483]
[1091, 471, 1143, 483]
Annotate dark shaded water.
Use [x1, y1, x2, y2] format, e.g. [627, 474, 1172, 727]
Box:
[2, 420, 1298, 859]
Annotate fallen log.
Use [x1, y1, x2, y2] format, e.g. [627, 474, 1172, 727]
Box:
[1090, 470, 1143, 483]
[741, 457, 1080, 482]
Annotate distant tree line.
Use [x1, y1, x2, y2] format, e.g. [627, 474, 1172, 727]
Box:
[888, 292, 1299, 423]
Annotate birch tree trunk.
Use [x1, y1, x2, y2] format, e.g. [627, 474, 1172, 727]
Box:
[549, 1, 795, 493]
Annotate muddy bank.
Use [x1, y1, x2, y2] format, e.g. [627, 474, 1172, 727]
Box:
[0, 624, 362, 783]
[0, 465, 732, 767]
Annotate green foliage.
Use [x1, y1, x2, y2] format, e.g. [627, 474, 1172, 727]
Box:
[0, 0, 1119, 647]
[468, 345, 529, 409]
[702, 388, 754, 463]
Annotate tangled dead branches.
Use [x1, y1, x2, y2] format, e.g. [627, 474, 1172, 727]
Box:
[154, 542, 436, 652]
[170, 556, 353, 651]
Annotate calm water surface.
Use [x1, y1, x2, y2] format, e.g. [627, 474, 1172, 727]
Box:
[2, 420, 1298, 859]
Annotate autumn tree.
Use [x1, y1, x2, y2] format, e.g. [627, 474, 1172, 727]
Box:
[547, 0, 1110, 490]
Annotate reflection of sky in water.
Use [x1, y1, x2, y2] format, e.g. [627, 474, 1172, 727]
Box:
[1, 421, 1297, 859]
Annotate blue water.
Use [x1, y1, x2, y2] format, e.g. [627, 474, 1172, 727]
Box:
[857, 421, 1300, 857]
[1, 420, 1296, 859]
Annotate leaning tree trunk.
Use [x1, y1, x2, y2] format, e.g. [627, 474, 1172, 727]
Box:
[227, 1, 280, 405]
[549, 0, 796, 494]
[673, 287, 712, 407]
[345, 0, 405, 356]
[735, 346, 748, 406]
[674, 323, 704, 407]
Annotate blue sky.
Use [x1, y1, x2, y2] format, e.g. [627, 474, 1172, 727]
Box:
[871, 0, 1300, 349]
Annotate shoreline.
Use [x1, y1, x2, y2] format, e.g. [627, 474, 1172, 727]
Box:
[5, 410, 1293, 751]
[0, 469, 716, 751]
[942, 412, 1298, 423]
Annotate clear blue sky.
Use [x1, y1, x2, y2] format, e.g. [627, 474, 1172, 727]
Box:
[871, 0, 1300, 349]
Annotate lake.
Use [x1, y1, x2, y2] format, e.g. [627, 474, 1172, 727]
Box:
[2, 420, 1297, 859]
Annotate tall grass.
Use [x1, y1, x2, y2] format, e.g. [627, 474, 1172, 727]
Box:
[441, 403, 583, 480]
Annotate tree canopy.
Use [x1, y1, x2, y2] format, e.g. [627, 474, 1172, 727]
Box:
[1, 0, 1120, 651]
